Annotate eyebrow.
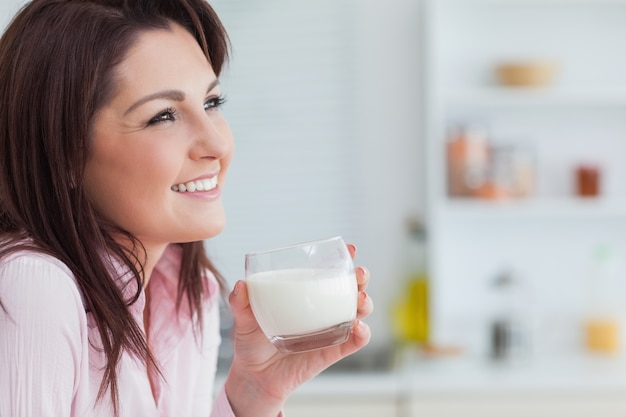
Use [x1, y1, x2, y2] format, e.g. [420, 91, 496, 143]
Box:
[124, 79, 220, 116]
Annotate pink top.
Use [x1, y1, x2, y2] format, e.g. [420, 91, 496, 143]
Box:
[0, 244, 236, 417]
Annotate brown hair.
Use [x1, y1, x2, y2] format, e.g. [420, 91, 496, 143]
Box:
[0, 0, 229, 413]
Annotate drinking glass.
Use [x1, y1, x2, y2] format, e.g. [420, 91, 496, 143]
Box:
[245, 236, 358, 354]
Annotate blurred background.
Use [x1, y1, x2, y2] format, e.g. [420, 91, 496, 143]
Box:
[206, 0, 423, 354]
[4, 0, 626, 415]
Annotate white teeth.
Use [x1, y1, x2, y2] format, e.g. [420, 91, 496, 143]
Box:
[172, 177, 217, 193]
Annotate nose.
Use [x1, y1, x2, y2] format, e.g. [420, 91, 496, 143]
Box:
[189, 112, 233, 161]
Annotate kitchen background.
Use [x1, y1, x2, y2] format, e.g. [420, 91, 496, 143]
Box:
[4, 0, 626, 415]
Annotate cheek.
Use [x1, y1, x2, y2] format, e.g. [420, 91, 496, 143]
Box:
[84, 146, 178, 219]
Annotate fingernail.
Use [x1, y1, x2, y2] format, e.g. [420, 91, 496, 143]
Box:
[356, 267, 369, 285]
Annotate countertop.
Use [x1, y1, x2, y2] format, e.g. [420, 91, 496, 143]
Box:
[215, 346, 626, 401]
[283, 348, 626, 399]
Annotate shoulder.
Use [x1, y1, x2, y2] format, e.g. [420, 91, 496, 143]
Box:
[0, 250, 87, 415]
[1, 249, 73, 277]
[1, 249, 77, 289]
[0, 250, 86, 322]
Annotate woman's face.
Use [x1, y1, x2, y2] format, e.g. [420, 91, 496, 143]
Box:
[84, 23, 233, 250]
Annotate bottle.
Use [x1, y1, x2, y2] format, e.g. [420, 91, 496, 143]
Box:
[392, 217, 429, 345]
[584, 245, 622, 354]
[489, 269, 531, 363]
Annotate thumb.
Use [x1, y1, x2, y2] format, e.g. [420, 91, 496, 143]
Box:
[228, 280, 259, 334]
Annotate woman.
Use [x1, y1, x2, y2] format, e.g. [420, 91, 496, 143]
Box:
[0, 1, 373, 416]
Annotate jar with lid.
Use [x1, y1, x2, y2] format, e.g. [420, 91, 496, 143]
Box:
[446, 123, 489, 197]
[583, 245, 623, 354]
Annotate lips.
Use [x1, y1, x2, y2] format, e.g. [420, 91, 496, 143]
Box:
[171, 176, 217, 193]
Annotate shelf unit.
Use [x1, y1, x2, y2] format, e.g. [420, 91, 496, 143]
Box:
[445, 88, 626, 109]
[423, 0, 626, 354]
[441, 198, 626, 220]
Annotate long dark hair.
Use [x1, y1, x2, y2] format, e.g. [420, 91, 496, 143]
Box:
[0, 0, 229, 412]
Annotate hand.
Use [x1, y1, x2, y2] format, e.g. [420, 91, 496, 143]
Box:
[224, 243, 373, 417]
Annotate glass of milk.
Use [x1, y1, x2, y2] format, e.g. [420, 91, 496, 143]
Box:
[245, 236, 358, 354]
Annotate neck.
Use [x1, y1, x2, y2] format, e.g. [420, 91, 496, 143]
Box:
[111, 234, 167, 289]
[141, 243, 168, 289]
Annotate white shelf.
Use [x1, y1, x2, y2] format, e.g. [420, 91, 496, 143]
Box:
[436, 0, 626, 5]
[440, 197, 626, 219]
[423, 0, 626, 351]
[444, 87, 626, 109]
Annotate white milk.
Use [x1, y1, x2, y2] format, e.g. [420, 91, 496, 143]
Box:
[246, 268, 358, 337]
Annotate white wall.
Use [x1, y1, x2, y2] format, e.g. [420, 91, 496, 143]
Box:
[0, 1, 25, 31]
[210, 0, 424, 349]
[349, 0, 425, 347]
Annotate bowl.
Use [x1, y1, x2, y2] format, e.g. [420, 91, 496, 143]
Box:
[495, 61, 559, 87]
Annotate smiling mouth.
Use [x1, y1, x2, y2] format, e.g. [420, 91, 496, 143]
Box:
[171, 177, 217, 193]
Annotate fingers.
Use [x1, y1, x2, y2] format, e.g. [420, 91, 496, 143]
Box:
[316, 320, 371, 362]
[339, 320, 372, 357]
[355, 266, 372, 319]
[357, 289, 374, 320]
[346, 243, 357, 260]
[355, 266, 370, 292]
[297, 319, 371, 376]
[352, 320, 371, 346]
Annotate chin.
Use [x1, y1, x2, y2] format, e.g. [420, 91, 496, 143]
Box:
[194, 218, 226, 241]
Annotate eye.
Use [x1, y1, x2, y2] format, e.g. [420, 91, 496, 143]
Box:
[147, 107, 178, 125]
[204, 95, 227, 111]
